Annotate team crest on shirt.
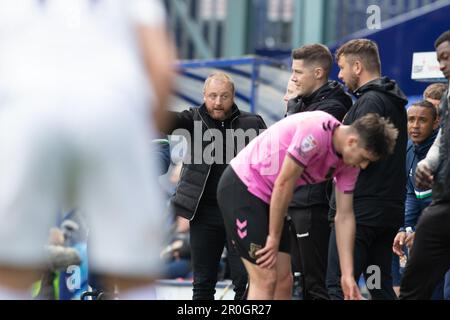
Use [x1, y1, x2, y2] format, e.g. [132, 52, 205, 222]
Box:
[300, 134, 317, 154]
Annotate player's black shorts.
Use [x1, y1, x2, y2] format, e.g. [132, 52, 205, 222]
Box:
[217, 166, 290, 264]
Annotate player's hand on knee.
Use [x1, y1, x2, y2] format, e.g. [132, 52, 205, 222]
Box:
[255, 235, 279, 269]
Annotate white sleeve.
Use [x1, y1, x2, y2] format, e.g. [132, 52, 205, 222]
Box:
[129, 0, 166, 26]
[420, 128, 442, 172]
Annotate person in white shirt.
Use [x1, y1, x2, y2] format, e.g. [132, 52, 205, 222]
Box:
[0, 0, 175, 299]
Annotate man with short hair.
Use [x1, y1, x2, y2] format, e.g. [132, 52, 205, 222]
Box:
[218, 111, 399, 300]
[287, 44, 351, 119]
[392, 100, 450, 299]
[327, 39, 408, 300]
[166, 72, 266, 300]
[393, 101, 439, 255]
[423, 83, 448, 109]
[400, 29, 450, 300]
[286, 44, 352, 300]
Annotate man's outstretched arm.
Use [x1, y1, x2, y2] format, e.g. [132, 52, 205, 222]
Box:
[138, 24, 176, 133]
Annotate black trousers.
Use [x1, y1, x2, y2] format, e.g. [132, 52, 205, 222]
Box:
[326, 223, 398, 300]
[288, 205, 330, 300]
[190, 204, 247, 300]
[400, 201, 450, 299]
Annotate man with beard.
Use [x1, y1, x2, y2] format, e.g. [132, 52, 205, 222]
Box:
[166, 72, 266, 300]
[327, 39, 408, 300]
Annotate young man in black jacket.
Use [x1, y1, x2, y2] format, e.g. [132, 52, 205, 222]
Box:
[286, 44, 352, 300]
[400, 29, 450, 300]
[166, 72, 267, 300]
[327, 39, 408, 300]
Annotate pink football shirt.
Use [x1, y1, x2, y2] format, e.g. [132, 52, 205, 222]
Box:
[230, 111, 360, 203]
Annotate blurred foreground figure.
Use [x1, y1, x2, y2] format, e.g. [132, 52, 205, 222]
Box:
[0, 0, 174, 299]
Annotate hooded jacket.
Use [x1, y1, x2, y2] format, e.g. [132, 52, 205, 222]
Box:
[402, 130, 438, 231]
[286, 80, 352, 120]
[286, 81, 352, 209]
[167, 104, 266, 220]
[330, 77, 408, 227]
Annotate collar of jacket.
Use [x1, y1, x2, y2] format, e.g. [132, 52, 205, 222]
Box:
[351, 76, 408, 105]
[287, 80, 349, 116]
[413, 129, 439, 156]
[352, 77, 385, 98]
[289, 82, 330, 111]
[302, 81, 333, 104]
